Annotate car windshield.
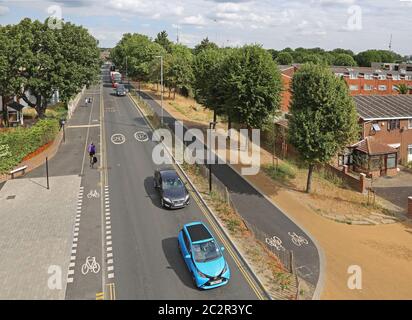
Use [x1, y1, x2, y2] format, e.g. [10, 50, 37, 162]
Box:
[162, 176, 184, 190]
[192, 240, 221, 263]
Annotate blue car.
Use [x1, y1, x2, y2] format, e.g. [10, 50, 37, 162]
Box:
[178, 222, 230, 289]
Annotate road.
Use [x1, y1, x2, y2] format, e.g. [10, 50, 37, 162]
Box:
[101, 66, 262, 299]
[136, 88, 322, 292]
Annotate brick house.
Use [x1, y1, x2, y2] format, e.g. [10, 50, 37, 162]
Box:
[354, 95, 412, 166]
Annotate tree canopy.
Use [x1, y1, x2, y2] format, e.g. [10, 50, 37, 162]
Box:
[220, 45, 282, 129]
[0, 18, 100, 119]
[288, 63, 359, 193]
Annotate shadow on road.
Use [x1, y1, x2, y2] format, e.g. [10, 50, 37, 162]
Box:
[161, 237, 194, 289]
[143, 176, 163, 209]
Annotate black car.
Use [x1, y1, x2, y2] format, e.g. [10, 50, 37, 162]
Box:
[154, 168, 190, 209]
[116, 84, 127, 96]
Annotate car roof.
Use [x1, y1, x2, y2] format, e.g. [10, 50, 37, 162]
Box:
[159, 169, 179, 179]
[185, 222, 213, 243]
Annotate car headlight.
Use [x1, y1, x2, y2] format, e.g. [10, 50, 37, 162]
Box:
[221, 263, 228, 275]
[197, 269, 208, 278]
[185, 194, 190, 201]
[163, 197, 172, 203]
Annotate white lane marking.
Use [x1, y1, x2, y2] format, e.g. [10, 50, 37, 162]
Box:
[108, 266, 114, 271]
[107, 253, 113, 258]
[108, 273, 114, 279]
[67, 278, 73, 283]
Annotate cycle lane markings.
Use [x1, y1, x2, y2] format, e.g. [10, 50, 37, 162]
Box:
[67, 186, 84, 284]
[103, 185, 115, 280]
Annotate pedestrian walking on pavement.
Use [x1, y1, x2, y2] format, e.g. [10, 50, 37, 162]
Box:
[88, 142, 97, 168]
[85, 98, 88, 107]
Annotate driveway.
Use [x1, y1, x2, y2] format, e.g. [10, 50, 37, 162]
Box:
[372, 169, 412, 215]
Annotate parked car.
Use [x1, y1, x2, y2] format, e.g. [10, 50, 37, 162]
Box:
[153, 168, 190, 209]
[178, 221, 230, 289]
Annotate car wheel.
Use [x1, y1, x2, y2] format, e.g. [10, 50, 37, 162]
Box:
[153, 179, 156, 189]
[160, 198, 164, 207]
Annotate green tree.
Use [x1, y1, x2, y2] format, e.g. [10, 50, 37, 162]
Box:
[193, 37, 218, 55]
[154, 30, 173, 53]
[333, 53, 357, 66]
[221, 45, 283, 129]
[0, 25, 25, 126]
[193, 48, 227, 122]
[13, 18, 100, 118]
[276, 52, 293, 65]
[267, 49, 279, 61]
[111, 33, 166, 89]
[165, 44, 194, 99]
[288, 64, 358, 193]
[355, 50, 382, 67]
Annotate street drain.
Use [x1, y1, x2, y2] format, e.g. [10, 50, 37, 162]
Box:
[6, 195, 16, 200]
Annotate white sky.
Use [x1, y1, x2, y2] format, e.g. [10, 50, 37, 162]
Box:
[0, 0, 411, 55]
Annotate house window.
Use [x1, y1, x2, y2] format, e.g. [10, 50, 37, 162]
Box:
[392, 74, 400, 81]
[364, 74, 373, 80]
[349, 73, 358, 79]
[378, 85, 387, 91]
[378, 75, 387, 80]
[388, 119, 400, 131]
[364, 85, 373, 91]
[393, 85, 399, 91]
[409, 119, 412, 129]
[349, 85, 359, 91]
[387, 154, 397, 169]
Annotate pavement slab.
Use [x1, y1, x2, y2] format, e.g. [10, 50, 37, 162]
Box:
[0, 175, 81, 299]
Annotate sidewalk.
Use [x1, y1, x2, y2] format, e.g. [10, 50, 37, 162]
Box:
[0, 175, 81, 299]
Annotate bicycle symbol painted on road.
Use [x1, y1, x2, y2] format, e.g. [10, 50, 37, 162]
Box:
[81, 256, 101, 275]
[288, 232, 309, 247]
[265, 235, 286, 251]
[134, 131, 149, 142]
[87, 190, 100, 199]
[111, 133, 126, 145]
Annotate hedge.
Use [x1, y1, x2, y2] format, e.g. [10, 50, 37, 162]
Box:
[0, 119, 59, 173]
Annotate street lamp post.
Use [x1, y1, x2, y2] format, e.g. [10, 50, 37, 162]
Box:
[125, 56, 128, 85]
[155, 55, 164, 126]
[209, 121, 217, 193]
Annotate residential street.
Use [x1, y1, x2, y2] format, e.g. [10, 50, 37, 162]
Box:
[101, 66, 262, 299]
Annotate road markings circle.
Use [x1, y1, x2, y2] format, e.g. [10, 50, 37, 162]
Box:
[111, 133, 126, 145]
[134, 131, 149, 142]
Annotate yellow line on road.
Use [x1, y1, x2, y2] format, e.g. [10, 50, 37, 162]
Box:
[96, 292, 104, 300]
[127, 93, 265, 300]
[107, 283, 116, 300]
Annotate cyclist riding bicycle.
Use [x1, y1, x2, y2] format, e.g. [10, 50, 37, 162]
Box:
[88, 142, 97, 168]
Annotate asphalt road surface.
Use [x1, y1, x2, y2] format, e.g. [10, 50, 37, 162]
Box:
[101, 67, 262, 299]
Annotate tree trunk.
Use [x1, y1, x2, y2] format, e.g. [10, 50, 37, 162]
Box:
[228, 115, 232, 131]
[2, 96, 9, 127]
[168, 87, 171, 98]
[306, 164, 314, 193]
[213, 109, 217, 123]
[173, 86, 176, 100]
[35, 96, 47, 119]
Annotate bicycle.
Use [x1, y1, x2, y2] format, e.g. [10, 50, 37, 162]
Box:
[81, 256, 101, 275]
[265, 235, 286, 251]
[288, 232, 308, 247]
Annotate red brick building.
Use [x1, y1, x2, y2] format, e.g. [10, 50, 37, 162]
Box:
[278, 63, 412, 111]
